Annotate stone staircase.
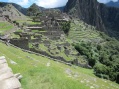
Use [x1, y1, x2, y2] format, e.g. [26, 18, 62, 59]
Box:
[0, 56, 21, 89]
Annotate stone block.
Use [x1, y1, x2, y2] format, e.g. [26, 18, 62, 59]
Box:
[0, 77, 21, 89]
[0, 59, 7, 64]
[0, 71, 14, 81]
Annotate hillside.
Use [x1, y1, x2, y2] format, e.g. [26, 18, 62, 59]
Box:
[0, 40, 119, 89]
[67, 19, 119, 83]
[0, 4, 28, 38]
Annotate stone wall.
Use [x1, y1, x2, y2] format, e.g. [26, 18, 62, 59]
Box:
[10, 38, 29, 50]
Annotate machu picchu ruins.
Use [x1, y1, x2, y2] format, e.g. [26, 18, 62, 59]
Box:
[0, 8, 88, 67]
[0, 1, 119, 89]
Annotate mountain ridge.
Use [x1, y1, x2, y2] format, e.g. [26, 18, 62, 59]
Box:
[64, 0, 119, 39]
[106, 0, 119, 8]
[0, 2, 27, 15]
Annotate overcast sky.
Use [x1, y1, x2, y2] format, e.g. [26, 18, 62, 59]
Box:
[0, 0, 118, 8]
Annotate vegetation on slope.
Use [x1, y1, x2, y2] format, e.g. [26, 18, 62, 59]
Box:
[68, 20, 119, 83]
[60, 21, 71, 35]
[27, 3, 42, 16]
[0, 41, 119, 89]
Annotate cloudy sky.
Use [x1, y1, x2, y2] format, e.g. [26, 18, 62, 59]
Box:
[0, 0, 118, 8]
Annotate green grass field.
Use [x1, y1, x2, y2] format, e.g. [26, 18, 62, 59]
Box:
[0, 41, 119, 89]
[0, 21, 14, 34]
[16, 19, 41, 26]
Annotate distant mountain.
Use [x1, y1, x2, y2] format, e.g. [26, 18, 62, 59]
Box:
[64, 0, 119, 39]
[27, 3, 44, 16]
[0, 2, 27, 15]
[0, 4, 26, 21]
[54, 6, 64, 11]
[106, 0, 119, 8]
[0, 2, 65, 15]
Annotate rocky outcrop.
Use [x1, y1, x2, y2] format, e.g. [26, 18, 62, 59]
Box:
[0, 56, 22, 89]
[64, 0, 119, 38]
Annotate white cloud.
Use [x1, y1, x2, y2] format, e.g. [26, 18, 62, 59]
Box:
[7, 0, 68, 8]
[97, 0, 118, 3]
[8, 0, 29, 6]
[35, 0, 68, 8]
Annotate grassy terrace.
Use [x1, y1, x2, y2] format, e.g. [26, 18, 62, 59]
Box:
[0, 41, 119, 89]
[0, 21, 14, 35]
[16, 19, 41, 26]
[17, 20, 41, 24]
[68, 20, 103, 42]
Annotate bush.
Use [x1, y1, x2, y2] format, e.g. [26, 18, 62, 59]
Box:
[60, 21, 71, 35]
[94, 63, 109, 75]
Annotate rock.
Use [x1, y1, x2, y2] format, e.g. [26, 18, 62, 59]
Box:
[80, 80, 84, 83]
[0, 56, 5, 60]
[65, 68, 72, 76]
[14, 73, 23, 80]
[90, 86, 94, 89]
[10, 60, 17, 65]
[0, 63, 8, 69]
[0, 71, 14, 81]
[0, 56, 22, 89]
[0, 66, 12, 75]
[26, 56, 34, 60]
[0, 59, 7, 64]
[0, 77, 21, 89]
[46, 62, 50, 67]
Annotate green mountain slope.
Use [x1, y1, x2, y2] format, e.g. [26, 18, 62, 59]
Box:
[68, 19, 119, 83]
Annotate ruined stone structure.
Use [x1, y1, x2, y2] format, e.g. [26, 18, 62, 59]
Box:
[9, 10, 88, 67]
[10, 38, 29, 50]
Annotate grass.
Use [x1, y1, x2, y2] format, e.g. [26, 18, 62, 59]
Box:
[0, 41, 119, 89]
[16, 20, 41, 25]
[10, 33, 20, 38]
[0, 21, 14, 34]
[39, 43, 48, 51]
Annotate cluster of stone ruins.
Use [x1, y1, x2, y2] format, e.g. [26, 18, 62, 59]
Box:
[0, 5, 89, 67]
